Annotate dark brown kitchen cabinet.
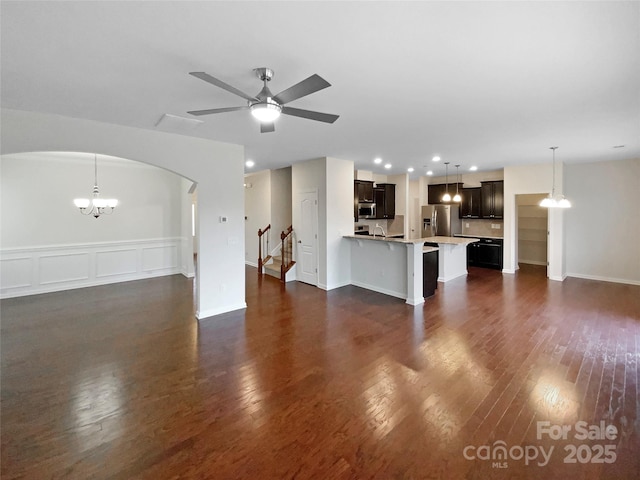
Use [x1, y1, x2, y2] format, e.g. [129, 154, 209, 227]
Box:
[428, 183, 463, 204]
[459, 187, 481, 218]
[423, 250, 438, 298]
[355, 180, 374, 202]
[467, 238, 503, 270]
[481, 181, 503, 218]
[374, 183, 395, 219]
[354, 180, 375, 222]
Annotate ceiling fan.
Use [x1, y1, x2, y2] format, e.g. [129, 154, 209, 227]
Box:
[187, 68, 339, 133]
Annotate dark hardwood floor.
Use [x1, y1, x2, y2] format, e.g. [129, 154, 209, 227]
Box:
[2, 265, 639, 479]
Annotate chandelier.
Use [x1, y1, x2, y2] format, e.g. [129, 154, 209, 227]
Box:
[73, 154, 118, 218]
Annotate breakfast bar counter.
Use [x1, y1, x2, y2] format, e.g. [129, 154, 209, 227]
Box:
[343, 235, 479, 305]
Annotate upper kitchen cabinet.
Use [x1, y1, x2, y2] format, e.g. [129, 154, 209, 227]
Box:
[374, 183, 395, 219]
[428, 183, 463, 204]
[460, 187, 481, 218]
[355, 180, 374, 202]
[481, 180, 504, 218]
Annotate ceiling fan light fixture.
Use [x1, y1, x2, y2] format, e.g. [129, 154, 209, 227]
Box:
[250, 100, 281, 123]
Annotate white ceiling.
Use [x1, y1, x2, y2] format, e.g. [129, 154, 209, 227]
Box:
[2, 1, 638, 178]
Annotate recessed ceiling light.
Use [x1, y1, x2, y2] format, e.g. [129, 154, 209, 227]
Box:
[432, 156, 441, 162]
[469, 166, 478, 171]
[384, 163, 392, 169]
[426, 170, 433, 176]
[245, 160, 255, 167]
[407, 167, 414, 173]
[374, 157, 383, 164]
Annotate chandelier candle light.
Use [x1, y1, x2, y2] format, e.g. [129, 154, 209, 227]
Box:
[539, 147, 571, 208]
[73, 154, 118, 218]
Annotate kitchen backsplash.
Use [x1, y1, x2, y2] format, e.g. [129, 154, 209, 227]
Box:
[462, 218, 503, 237]
[355, 215, 404, 235]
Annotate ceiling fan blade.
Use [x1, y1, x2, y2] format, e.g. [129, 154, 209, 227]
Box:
[273, 74, 331, 105]
[187, 106, 249, 116]
[260, 122, 276, 133]
[281, 106, 339, 124]
[189, 72, 257, 102]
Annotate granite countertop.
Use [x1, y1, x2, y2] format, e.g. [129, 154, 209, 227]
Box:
[344, 235, 478, 245]
[454, 234, 504, 240]
[353, 233, 405, 238]
[422, 236, 480, 245]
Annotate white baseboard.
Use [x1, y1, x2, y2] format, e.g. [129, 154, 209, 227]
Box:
[196, 302, 247, 320]
[437, 272, 468, 283]
[181, 267, 195, 278]
[1, 238, 184, 298]
[566, 272, 640, 286]
[350, 280, 406, 300]
[519, 259, 547, 266]
[320, 279, 351, 291]
[548, 274, 566, 282]
[502, 268, 517, 274]
[245, 260, 258, 268]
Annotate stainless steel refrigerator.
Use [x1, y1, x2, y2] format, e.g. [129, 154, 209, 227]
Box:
[421, 204, 462, 237]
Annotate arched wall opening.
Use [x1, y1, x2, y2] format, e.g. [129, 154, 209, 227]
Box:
[0, 108, 246, 318]
[1, 151, 197, 297]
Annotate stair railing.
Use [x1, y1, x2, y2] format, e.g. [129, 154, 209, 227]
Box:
[257, 224, 271, 275]
[280, 225, 295, 282]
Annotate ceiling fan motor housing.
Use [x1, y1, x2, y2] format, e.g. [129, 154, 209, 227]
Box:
[253, 67, 274, 82]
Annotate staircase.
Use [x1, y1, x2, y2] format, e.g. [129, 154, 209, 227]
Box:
[263, 254, 296, 282]
[258, 224, 296, 283]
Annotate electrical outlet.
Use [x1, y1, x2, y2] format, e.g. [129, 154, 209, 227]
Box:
[465, 222, 470, 228]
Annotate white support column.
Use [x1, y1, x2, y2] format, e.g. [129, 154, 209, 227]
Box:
[406, 242, 424, 306]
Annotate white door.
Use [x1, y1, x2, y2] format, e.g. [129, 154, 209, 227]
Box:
[297, 191, 318, 286]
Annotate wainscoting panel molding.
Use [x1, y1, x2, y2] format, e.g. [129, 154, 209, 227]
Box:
[1, 238, 184, 298]
[96, 249, 138, 278]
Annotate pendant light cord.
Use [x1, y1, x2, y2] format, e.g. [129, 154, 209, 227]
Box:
[550, 146, 557, 197]
[94, 154, 98, 187]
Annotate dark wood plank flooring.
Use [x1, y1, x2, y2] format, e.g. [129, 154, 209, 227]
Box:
[2, 265, 639, 479]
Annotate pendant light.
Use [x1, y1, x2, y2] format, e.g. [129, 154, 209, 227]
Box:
[74, 154, 118, 218]
[453, 164, 462, 202]
[539, 147, 571, 208]
[442, 162, 451, 202]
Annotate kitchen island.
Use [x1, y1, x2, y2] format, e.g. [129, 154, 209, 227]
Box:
[422, 236, 481, 282]
[344, 235, 479, 306]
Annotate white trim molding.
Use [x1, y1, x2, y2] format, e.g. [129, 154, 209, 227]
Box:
[1, 238, 187, 298]
[566, 273, 640, 286]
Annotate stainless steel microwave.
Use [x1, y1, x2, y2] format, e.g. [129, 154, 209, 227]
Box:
[358, 202, 376, 219]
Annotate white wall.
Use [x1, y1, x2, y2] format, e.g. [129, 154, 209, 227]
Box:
[1, 152, 182, 246]
[325, 157, 354, 290]
[270, 166, 292, 244]
[350, 239, 407, 299]
[1, 108, 245, 319]
[243, 170, 271, 265]
[503, 162, 565, 280]
[180, 178, 195, 278]
[408, 179, 420, 239]
[565, 158, 640, 284]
